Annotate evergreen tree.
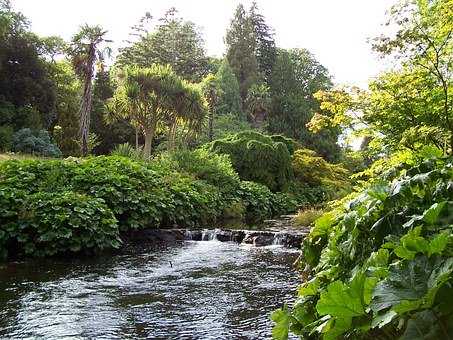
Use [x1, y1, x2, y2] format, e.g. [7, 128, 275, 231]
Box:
[118, 9, 208, 82]
[268, 49, 340, 161]
[215, 59, 242, 116]
[249, 2, 276, 85]
[225, 4, 259, 106]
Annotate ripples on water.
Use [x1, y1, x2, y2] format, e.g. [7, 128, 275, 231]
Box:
[0, 241, 300, 339]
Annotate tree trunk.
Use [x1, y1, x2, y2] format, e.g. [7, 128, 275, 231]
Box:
[208, 110, 214, 142]
[143, 126, 155, 158]
[135, 127, 139, 150]
[168, 120, 177, 150]
[79, 44, 96, 157]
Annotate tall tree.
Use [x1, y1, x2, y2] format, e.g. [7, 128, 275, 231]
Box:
[69, 25, 110, 156]
[201, 74, 221, 141]
[225, 4, 259, 106]
[249, 2, 276, 85]
[0, 1, 56, 131]
[268, 48, 339, 160]
[118, 8, 208, 82]
[373, 0, 452, 153]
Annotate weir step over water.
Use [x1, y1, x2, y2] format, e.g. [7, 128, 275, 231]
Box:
[185, 228, 306, 248]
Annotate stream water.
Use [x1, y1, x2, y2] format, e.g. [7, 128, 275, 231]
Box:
[0, 240, 299, 339]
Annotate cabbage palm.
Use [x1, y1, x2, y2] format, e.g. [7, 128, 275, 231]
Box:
[69, 25, 111, 156]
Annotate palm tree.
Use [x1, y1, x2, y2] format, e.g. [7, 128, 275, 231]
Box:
[69, 25, 111, 156]
[109, 65, 207, 157]
[246, 83, 271, 128]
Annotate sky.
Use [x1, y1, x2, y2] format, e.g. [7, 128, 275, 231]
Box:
[13, 0, 397, 88]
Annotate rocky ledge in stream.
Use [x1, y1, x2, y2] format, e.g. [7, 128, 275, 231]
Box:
[122, 215, 310, 249]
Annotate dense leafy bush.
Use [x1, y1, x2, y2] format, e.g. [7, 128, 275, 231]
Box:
[273, 158, 453, 339]
[12, 128, 62, 157]
[292, 148, 350, 199]
[207, 131, 295, 191]
[0, 154, 299, 259]
[159, 149, 241, 192]
[0, 188, 119, 258]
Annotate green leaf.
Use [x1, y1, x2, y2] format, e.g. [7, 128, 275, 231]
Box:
[392, 299, 421, 314]
[428, 232, 449, 257]
[400, 310, 445, 340]
[316, 280, 365, 318]
[271, 306, 291, 340]
[310, 212, 337, 239]
[298, 278, 320, 297]
[422, 202, 446, 225]
[371, 310, 397, 329]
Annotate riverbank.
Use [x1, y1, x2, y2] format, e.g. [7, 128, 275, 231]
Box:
[0, 155, 306, 261]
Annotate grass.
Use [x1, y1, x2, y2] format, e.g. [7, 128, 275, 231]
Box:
[0, 153, 45, 162]
[294, 208, 323, 227]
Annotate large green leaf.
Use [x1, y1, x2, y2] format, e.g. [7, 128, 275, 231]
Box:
[316, 279, 365, 318]
[271, 306, 291, 340]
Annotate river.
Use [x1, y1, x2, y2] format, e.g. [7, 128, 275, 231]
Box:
[0, 239, 299, 339]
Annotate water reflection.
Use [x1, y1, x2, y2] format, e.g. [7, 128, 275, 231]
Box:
[0, 241, 299, 339]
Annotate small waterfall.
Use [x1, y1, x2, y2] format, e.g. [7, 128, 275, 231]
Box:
[185, 230, 195, 240]
[201, 229, 217, 241]
[272, 232, 287, 246]
[183, 228, 303, 248]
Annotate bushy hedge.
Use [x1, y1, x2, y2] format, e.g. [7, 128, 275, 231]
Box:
[12, 128, 62, 157]
[0, 154, 299, 259]
[207, 131, 295, 191]
[273, 158, 453, 339]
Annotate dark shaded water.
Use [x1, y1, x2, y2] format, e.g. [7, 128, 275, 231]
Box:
[0, 240, 299, 339]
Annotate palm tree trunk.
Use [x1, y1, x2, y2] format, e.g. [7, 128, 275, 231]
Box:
[135, 126, 139, 150]
[208, 110, 214, 142]
[143, 125, 155, 158]
[79, 44, 96, 157]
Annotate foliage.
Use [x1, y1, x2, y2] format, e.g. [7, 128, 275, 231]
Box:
[0, 189, 119, 258]
[117, 9, 208, 82]
[310, 0, 452, 155]
[249, 1, 277, 85]
[111, 143, 144, 161]
[214, 59, 242, 116]
[0, 2, 56, 130]
[12, 128, 61, 157]
[268, 48, 340, 161]
[158, 149, 240, 192]
[207, 131, 295, 191]
[225, 4, 259, 105]
[292, 148, 350, 197]
[109, 64, 207, 156]
[294, 208, 324, 227]
[91, 69, 135, 155]
[47, 60, 80, 156]
[273, 157, 453, 339]
[0, 153, 298, 259]
[197, 113, 252, 145]
[246, 83, 271, 128]
[0, 125, 13, 151]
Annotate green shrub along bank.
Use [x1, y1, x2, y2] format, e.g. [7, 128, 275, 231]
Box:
[0, 154, 299, 260]
[272, 157, 453, 339]
[206, 131, 297, 192]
